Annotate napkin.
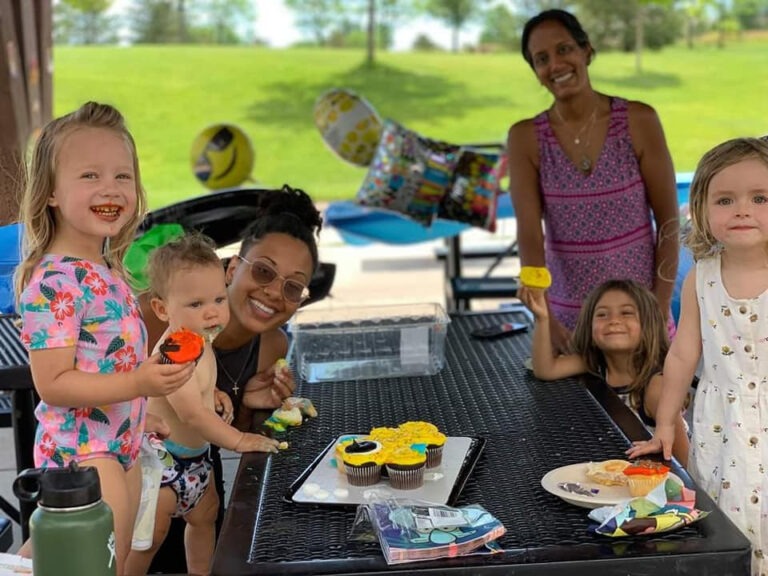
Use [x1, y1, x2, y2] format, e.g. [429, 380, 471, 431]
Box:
[588, 476, 709, 537]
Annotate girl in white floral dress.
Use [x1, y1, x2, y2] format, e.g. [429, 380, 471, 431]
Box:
[629, 137, 768, 575]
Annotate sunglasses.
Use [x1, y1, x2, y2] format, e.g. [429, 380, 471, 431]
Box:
[237, 256, 309, 304]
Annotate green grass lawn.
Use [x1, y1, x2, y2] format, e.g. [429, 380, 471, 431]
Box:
[54, 41, 768, 208]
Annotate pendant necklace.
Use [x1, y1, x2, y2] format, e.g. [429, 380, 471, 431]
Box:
[553, 101, 598, 173]
[215, 339, 256, 396]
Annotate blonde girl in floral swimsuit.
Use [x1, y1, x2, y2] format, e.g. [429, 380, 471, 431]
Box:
[15, 102, 195, 576]
[629, 138, 768, 575]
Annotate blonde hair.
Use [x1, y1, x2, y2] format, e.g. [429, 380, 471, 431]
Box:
[571, 279, 669, 411]
[15, 102, 147, 299]
[686, 137, 768, 261]
[147, 232, 221, 299]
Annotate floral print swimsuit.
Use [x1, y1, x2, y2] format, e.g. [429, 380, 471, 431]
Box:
[20, 255, 147, 469]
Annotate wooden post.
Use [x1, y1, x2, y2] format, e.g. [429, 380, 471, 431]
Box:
[0, 0, 28, 224]
[0, 0, 51, 225]
[35, 0, 53, 123]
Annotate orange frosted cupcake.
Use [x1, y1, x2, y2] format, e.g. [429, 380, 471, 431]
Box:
[622, 460, 670, 497]
[159, 328, 205, 364]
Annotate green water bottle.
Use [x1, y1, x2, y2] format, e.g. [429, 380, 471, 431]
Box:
[13, 462, 117, 576]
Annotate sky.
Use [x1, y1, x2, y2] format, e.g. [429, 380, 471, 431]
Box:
[252, 0, 480, 51]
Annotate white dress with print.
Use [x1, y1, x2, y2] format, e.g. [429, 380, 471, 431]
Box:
[692, 254, 768, 575]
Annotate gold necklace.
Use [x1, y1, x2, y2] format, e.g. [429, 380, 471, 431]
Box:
[215, 339, 256, 395]
[553, 101, 599, 173]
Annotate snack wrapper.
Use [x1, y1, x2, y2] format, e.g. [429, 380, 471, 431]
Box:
[350, 495, 506, 565]
[588, 476, 709, 537]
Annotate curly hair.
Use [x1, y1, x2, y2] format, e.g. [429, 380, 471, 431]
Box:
[238, 184, 323, 270]
[15, 101, 147, 299]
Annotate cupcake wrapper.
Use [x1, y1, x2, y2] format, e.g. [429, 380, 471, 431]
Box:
[159, 355, 173, 365]
[627, 475, 667, 497]
[426, 445, 443, 468]
[345, 463, 382, 487]
[386, 464, 425, 490]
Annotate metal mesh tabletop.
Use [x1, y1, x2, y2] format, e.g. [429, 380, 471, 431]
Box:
[213, 311, 750, 576]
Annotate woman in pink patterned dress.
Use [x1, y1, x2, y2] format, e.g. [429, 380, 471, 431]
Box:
[508, 9, 679, 353]
[15, 102, 195, 575]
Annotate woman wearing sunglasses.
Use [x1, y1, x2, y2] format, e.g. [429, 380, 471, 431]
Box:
[145, 184, 322, 573]
[213, 184, 322, 427]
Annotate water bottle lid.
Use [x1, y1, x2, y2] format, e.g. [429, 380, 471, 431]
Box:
[13, 462, 102, 508]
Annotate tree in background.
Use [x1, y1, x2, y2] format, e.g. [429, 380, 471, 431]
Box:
[574, 0, 680, 72]
[478, 3, 524, 52]
[733, 0, 768, 29]
[289, 0, 413, 66]
[285, 0, 344, 46]
[679, 0, 709, 48]
[128, 0, 253, 44]
[422, 0, 488, 52]
[129, 0, 181, 43]
[54, 0, 117, 44]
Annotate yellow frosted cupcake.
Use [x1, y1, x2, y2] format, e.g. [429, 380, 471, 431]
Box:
[398, 422, 446, 468]
[385, 446, 427, 490]
[339, 439, 387, 486]
[333, 436, 358, 475]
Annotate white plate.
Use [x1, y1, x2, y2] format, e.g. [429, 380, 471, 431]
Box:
[540, 462, 682, 509]
[289, 435, 480, 506]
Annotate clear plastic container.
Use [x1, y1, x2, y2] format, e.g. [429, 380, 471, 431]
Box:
[289, 303, 450, 383]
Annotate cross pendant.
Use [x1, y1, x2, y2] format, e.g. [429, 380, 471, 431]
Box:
[232, 383, 239, 395]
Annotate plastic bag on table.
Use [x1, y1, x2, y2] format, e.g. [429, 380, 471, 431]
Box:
[349, 494, 506, 565]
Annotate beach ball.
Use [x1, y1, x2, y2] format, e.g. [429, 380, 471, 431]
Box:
[313, 88, 382, 167]
[190, 124, 254, 190]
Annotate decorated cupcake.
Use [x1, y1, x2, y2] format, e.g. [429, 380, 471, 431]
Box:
[339, 438, 387, 486]
[622, 460, 670, 497]
[333, 436, 359, 475]
[159, 328, 205, 364]
[398, 422, 446, 468]
[385, 445, 427, 490]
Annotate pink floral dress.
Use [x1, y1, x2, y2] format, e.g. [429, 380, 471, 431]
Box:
[19, 255, 147, 469]
[692, 254, 768, 575]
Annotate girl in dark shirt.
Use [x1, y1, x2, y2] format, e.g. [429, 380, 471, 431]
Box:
[520, 278, 690, 466]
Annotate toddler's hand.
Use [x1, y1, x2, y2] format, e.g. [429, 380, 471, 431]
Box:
[626, 423, 675, 461]
[214, 388, 234, 424]
[135, 353, 195, 397]
[234, 432, 280, 454]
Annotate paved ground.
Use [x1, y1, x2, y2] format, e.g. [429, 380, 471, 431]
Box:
[0, 209, 521, 554]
